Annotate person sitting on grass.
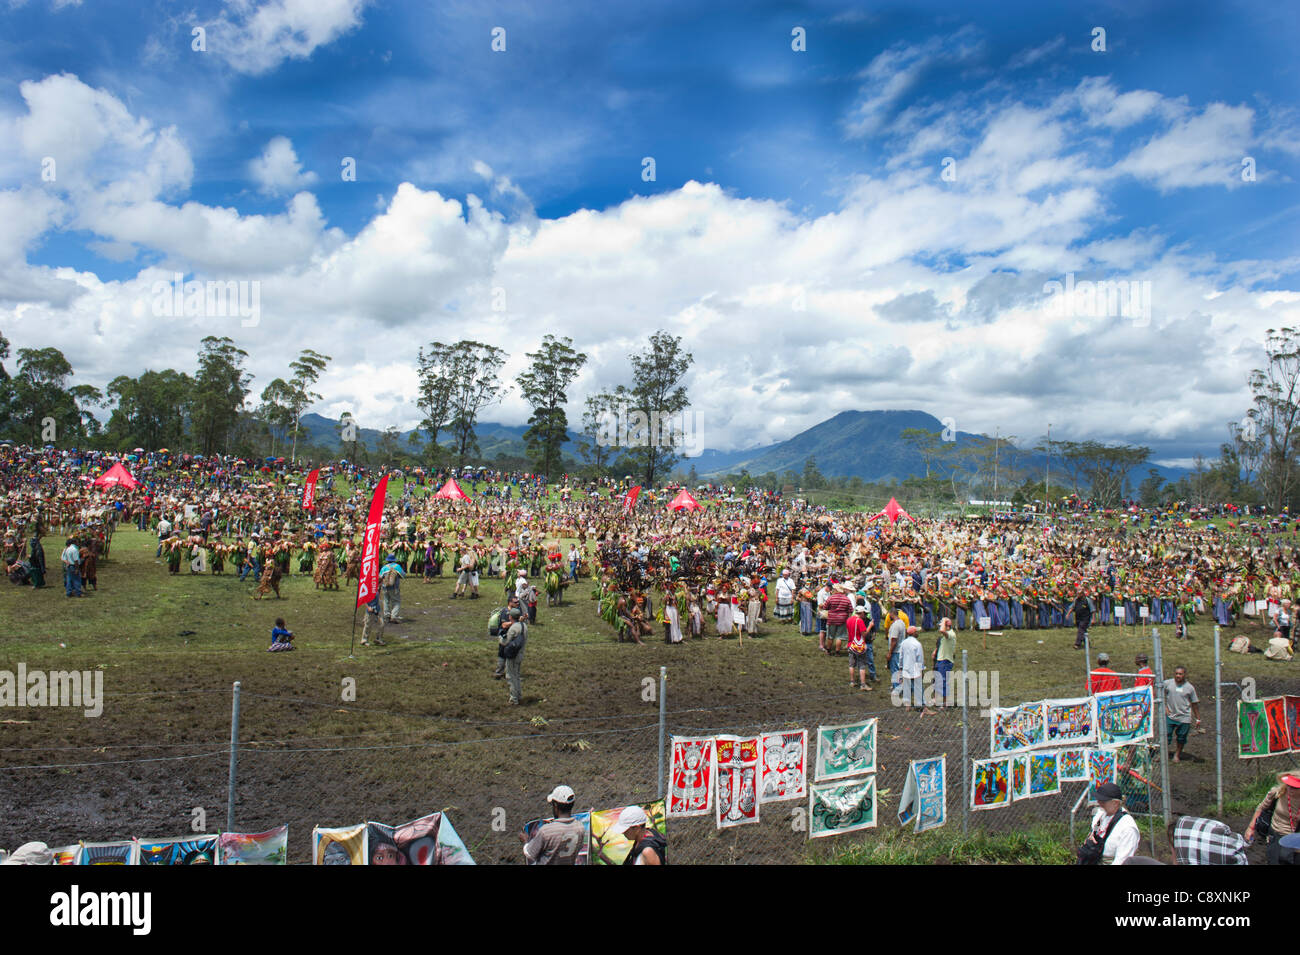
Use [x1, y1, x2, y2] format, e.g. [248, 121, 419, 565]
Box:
[268, 617, 295, 652]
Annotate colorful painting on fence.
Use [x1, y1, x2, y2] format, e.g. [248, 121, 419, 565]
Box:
[137, 835, 218, 865]
[990, 702, 1047, 756]
[1238, 700, 1270, 759]
[970, 757, 1011, 810]
[51, 846, 78, 865]
[809, 775, 877, 838]
[365, 812, 444, 865]
[760, 729, 808, 802]
[1095, 686, 1154, 747]
[1044, 696, 1096, 746]
[1287, 696, 1300, 754]
[1010, 753, 1030, 800]
[1087, 750, 1117, 801]
[313, 824, 367, 865]
[589, 800, 667, 865]
[76, 841, 137, 865]
[715, 734, 762, 827]
[1057, 748, 1088, 782]
[1263, 696, 1292, 754]
[217, 825, 288, 865]
[522, 811, 591, 866]
[667, 736, 715, 817]
[1026, 752, 1060, 798]
[1115, 744, 1157, 812]
[814, 719, 877, 780]
[436, 814, 475, 865]
[898, 755, 946, 832]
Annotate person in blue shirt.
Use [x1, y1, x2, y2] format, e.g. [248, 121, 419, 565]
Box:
[268, 617, 295, 652]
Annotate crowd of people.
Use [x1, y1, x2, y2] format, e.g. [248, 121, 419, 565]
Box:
[7, 442, 1300, 662]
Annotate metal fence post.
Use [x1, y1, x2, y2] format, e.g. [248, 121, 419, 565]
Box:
[657, 666, 667, 799]
[226, 681, 241, 833]
[1151, 629, 1172, 827]
[961, 648, 969, 838]
[1083, 631, 1092, 691]
[1214, 624, 1223, 815]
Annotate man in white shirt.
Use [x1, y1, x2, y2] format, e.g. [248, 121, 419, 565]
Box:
[898, 625, 932, 713]
[156, 516, 172, 557]
[774, 568, 797, 623]
[1085, 782, 1140, 865]
[60, 538, 82, 597]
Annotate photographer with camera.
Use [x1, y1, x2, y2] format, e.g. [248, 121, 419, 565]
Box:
[1079, 782, 1140, 865]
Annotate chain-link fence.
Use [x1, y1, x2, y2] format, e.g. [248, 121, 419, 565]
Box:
[3, 650, 1292, 863]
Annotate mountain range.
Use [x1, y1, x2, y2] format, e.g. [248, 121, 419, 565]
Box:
[296, 410, 1195, 487]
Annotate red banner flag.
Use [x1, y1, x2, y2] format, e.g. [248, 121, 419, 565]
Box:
[622, 485, 641, 514]
[302, 468, 320, 510]
[356, 475, 389, 608]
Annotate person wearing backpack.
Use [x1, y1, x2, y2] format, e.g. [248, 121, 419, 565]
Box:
[1079, 782, 1139, 865]
[498, 607, 528, 705]
[378, 554, 405, 623]
[490, 595, 522, 679]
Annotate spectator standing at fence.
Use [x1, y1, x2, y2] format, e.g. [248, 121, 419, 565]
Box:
[1088, 653, 1122, 694]
[1163, 666, 1201, 762]
[1133, 653, 1154, 688]
[522, 785, 585, 865]
[1245, 772, 1300, 864]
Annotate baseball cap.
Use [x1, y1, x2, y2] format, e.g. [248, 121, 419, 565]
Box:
[508, 607, 522, 618]
[611, 805, 649, 834]
[1094, 782, 1123, 801]
[1282, 774, 1300, 788]
[1097, 653, 1110, 664]
[547, 784, 576, 803]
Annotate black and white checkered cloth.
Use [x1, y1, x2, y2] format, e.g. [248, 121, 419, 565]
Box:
[1173, 816, 1248, 865]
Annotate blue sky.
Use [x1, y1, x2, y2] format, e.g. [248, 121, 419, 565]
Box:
[1, 0, 1298, 463]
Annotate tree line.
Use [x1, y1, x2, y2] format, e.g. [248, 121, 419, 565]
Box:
[0, 327, 697, 485]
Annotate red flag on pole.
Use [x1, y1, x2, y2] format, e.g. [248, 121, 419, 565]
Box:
[622, 485, 641, 514]
[356, 475, 389, 608]
[302, 468, 320, 510]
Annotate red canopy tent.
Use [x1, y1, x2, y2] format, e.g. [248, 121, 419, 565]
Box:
[865, 497, 913, 525]
[92, 462, 140, 490]
[432, 478, 472, 502]
[667, 488, 702, 512]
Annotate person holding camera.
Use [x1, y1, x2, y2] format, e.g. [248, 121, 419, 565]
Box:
[499, 606, 528, 705]
[1079, 782, 1140, 865]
